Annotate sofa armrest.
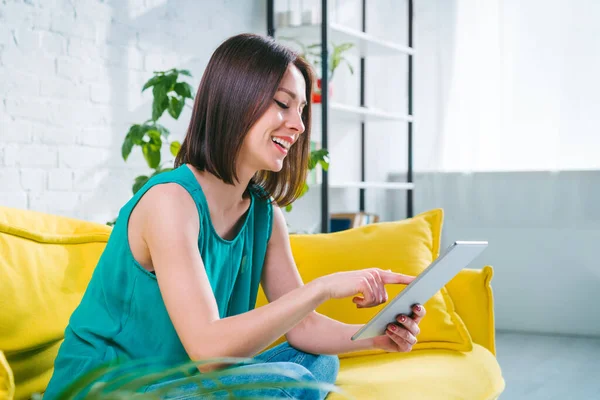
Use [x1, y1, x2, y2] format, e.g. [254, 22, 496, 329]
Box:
[446, 266, 497, 355]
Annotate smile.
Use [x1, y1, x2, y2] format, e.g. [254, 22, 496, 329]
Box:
[272, 136, 293, 151]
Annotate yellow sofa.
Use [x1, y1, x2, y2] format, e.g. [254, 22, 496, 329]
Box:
[0, 206, 505, 399]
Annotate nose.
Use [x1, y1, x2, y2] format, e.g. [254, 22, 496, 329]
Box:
[285, 109, 305, 135]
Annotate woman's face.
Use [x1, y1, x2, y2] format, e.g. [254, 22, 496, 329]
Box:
[239, 64, 307, 175]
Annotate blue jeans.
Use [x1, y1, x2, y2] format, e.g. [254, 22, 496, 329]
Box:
[143, 342, 340, 399]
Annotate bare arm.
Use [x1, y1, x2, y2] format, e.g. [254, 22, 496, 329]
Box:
[262, 206, 423, 355]
[142, 185, 328, 364]
[262, 207, 373, 355]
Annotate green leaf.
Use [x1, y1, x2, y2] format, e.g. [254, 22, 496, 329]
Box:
[164, 72, 178, 91]
[168, 96, 184, 119]
[142, 144, 161, 169]
[141, 74, 162, 92]
[129, 124, 145, 144]
[142, 131, 161, 169]
[177, 69, 192, 77]
[335, 42, 354, 52]
[146, 129, 162, 143]
[121, 134, 134, 161]
[154, 123, 170, 138]
[300, 181, 309, 196]
[170, 141, 181, 157]
[174, 82, 194, 99]
[122, 124, 145, 161]
[308, 149, 329, 170]
[132, 175, 150, 194]
[152, 83, 169, 121]
[53, 356, 349, 399]
[331, 54, 342, 75]
[344, 58, 354, 75]
[56, 361, 121, 400]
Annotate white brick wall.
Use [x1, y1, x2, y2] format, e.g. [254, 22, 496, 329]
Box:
[0, 0, 265, 222]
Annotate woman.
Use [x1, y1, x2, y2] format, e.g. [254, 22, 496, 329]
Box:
[44, 33, 425, 400]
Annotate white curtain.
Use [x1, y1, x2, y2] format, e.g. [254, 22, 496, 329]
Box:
[416, 0, 600, 173]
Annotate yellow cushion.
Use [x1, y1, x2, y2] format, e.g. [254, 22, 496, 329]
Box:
[0, 351, 15, 400]
[447, 266, 497, 355]
[0, 206, 111, 400]
[329, 344, 505, 400]
[257, 209, 473, 358]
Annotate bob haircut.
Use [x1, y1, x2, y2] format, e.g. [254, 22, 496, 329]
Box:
[175, 33, 314, 207]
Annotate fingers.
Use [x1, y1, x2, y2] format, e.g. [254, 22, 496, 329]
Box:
[354, 270, 389, 308]
[353, 275, 376, 307]
[379, 269, 415, 285]
[411, 304, 426, 324]
[395, 314, 420, 337]
[385, 304, 425, 352]
[372, 270, 388, 304]
[386, 324, 417, 352]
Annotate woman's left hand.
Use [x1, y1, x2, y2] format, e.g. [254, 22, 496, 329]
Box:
[371, 304, 426, 353]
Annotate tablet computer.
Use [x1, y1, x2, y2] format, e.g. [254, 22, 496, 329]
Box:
[351, 241, 488, 341]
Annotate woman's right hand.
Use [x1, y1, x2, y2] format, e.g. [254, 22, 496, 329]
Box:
[316, 268, 415, 308]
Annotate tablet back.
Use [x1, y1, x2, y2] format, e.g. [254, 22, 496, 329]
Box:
[351, 241, 488, 340]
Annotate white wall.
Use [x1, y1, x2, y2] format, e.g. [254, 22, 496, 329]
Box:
[0, 0, 265, 223]
[408, 0, 600, 337]
[415, 0, 600, 174]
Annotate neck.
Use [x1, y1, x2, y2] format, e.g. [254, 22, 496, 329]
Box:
[187, 164, 254, 211]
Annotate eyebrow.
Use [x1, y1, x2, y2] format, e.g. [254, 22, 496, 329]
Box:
[277, 87, 307, 106]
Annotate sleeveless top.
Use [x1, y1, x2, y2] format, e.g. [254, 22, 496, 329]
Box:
[43, 164, 273, 399]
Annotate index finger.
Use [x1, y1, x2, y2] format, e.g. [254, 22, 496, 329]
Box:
[380, 270, 415, 285]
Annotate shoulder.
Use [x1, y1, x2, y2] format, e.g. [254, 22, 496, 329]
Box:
[142, 182, 196, 208]
[139, 183, 201, 233]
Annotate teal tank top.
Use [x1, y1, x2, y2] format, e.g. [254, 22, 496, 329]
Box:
[44, 164, 273, 399]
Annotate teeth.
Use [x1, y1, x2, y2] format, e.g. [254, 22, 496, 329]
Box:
[272, 137, 291, 150]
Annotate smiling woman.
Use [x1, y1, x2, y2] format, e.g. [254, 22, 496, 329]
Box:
[43, 33, 424, 400]
[175, 34, 313, 207]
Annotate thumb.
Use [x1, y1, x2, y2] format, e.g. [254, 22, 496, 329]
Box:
[381, 269, 415, 285]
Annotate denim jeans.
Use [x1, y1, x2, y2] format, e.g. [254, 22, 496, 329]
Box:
[143, 342, 340, 399]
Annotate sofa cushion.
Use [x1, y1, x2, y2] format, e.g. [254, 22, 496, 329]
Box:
[0, 206, 111, 400]
[257, 208, 473, 358]
[447, 266, 497, 355]
[329, 344, 505, 400]
[0, 351, 15, 400]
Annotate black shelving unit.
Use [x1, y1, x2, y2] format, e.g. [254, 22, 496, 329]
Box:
[267, 0, 414, 233]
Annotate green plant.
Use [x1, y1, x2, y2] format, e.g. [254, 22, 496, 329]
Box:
[122, 68, 195, 194]
[280, 38, 355, 80]
[37, 356, 348, 399]
[284, 148, 330, 212]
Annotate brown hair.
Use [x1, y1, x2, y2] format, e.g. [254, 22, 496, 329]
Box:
[175, 33, 314, 207]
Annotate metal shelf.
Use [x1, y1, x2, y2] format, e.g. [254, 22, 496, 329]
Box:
[277, 23, 414, 57]
[313, 102, 413, 123]
[267, 0, 415, 232]
[330, 181, 415, 190]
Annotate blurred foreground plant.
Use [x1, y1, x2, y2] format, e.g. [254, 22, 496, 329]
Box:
[36, 356, 347, 400]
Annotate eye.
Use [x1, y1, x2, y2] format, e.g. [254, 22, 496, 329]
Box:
[274, 99, 289, 109]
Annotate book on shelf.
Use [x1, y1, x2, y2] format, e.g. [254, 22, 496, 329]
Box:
[330, 212, 380, 233]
